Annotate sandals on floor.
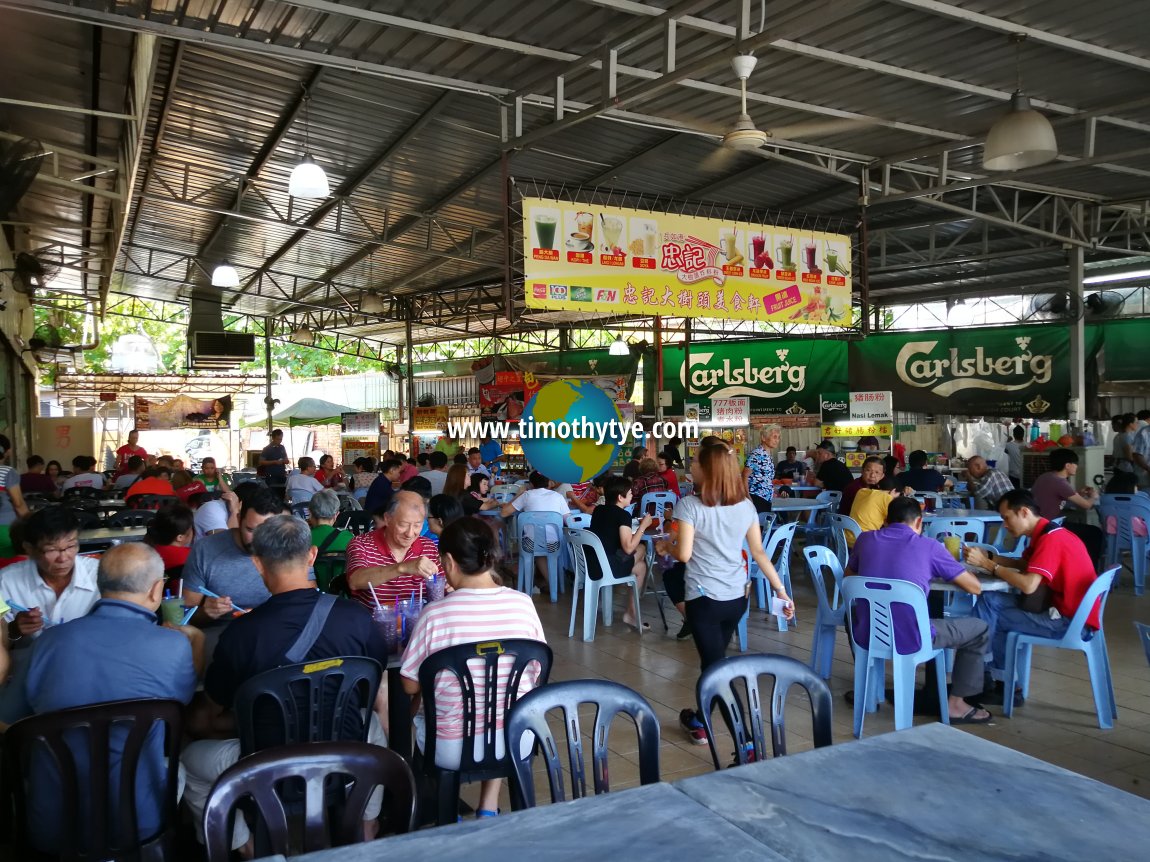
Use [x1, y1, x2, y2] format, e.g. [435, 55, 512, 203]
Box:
[950, 706, 994, 725]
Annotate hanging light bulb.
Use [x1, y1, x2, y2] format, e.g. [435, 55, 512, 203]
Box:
[288, 82, 330, 199]
[947, 298, 974, 327]
[983, 35, 1057, 171]
[609, 335, 629, 356]
[211, 262, 240, 288]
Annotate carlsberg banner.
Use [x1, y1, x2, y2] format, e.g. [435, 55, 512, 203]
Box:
[662, 339, 847, 416]
[850, 327, 1100, 417]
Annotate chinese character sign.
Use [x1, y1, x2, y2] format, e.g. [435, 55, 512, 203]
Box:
[711, 397, 750, 425]
[523, 197, 853, 326]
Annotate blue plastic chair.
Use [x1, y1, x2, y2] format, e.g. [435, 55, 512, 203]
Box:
[566, 512, 590, 530]
[797, 490, 839, 545]
[757, 511, 776, 538]
[1135, 622, 1150, 669]
[565, 528, 642, 642]
[1099, 493, 1149, 595]
[923, 518, 987, 544]
[1002, 567, 1120, 729]
[841, 576, 949, 738]
[803, 546, 846, 680]
[737, 521, 799, 650]
[827, 514, 861, 571]
[516, 511, 566, 602]
[639, 490, 677, 519]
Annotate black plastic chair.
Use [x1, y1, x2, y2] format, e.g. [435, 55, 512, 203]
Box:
[324, 573, 350, 598]
[63, 486, 100, 500]
[107, 509, 156, 529]
[506, 679, 660, 807]
[201, 741, 417, 862]
[232, 656, 383, 756]
[336, 511, 374, 536]
[0, 698, 184, 862]
[696, 654, 834, 770]
[127, 494, 178, 511]
[315, 552, 347, 593]
[417, 639, 553, 825]
[70, 509, 103, 530]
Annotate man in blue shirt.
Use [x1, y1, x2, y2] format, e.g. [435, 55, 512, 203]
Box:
[479, 433, 503, 477]
[23, 543, 202, 854]
[901, 449, 952, 493]
[846, 496, 992, 724]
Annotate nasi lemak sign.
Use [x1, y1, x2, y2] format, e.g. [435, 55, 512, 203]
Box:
[663, 339, 847, 416]
[849, 326, 1093, 417]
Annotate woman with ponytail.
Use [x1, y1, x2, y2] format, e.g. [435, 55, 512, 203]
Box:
[399, 516, 546, 818]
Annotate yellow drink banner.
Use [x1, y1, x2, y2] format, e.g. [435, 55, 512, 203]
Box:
[522, 197, 853, 326]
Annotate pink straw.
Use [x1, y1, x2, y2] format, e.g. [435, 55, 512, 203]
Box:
[366, 580, 383, 611]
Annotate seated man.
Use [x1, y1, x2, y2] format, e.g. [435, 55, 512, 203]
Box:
[500, 472, 568, 592]
[401, 517, 545, 818]
[839, 456, 884, 515]
[775, 446, 806, 483]
[182, 487, 284, 626]
[630, 458, 669, 510]
[182, 515, 387, 851]
[965, 455, 1014, 511]
[286, 456, 324, 505]
[125, 466, 176, 501]
[901, 449, 952, 494]
[346, 490, 441, 607]
[805, 442, 853, 493]
[362, 458, 404, 517]
[19, 455, 59, 497]
[22, 544, 202, 854]
[1030, 448, 1097, 520]
[465, 447, 491, 481]
[0, 507, 102, 723]
[61, 455, 105, 491]
[966, 489, 1100, 706]
[848, 474, 911, 540]
[847, 496, 992, 724]
[113, 455, 146, 490]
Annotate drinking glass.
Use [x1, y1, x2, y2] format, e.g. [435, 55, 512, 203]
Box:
[428, 574, 446, 602]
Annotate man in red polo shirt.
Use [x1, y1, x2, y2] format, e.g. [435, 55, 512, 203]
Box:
[115, 429, 148, 475]
[966, 488, 1101, 705]
[346, 490, 441, 608]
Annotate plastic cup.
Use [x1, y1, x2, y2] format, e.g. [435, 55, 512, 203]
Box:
[160, 596, 184, 625]
[942, 535, 961, 561]
[373, 603, 399, 653]
[428, 574, 446, 603]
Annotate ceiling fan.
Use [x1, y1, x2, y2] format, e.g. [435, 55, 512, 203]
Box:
[694, 54, 877, 167]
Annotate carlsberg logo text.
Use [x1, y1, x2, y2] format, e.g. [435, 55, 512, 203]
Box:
[684, 352, 806, 400]
[896, 341, 1052, 397]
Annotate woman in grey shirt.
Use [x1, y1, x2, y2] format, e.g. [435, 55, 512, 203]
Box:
[657, 441, 793, 747]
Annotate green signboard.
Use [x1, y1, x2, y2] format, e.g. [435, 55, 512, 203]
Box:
[1096, 319, 1150, 382]
[849, 325, 1102, 417]
[662, 339, 848, 416]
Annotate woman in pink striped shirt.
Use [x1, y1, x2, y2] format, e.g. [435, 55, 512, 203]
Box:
[400, 517, 546, 818]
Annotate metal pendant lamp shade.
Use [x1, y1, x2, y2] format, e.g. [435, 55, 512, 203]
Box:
[982, 91, 1058, 171]
[288, 155, 330, 199]
[211, 262, 240, 288]
[609, 336, 629, 356]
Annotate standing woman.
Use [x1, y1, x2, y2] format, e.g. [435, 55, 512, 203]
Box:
[657, 441, 793, 747]
[0, 434, 30, 527]
[743, 424, 781, 511]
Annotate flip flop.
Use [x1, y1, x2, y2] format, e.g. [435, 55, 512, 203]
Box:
[622, 617, 651, 632]
[950, 706, 994, 725]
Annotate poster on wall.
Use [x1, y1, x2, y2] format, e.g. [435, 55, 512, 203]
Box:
[412, 406, 450, 431]
[663, 339, 847, 417]
[135, 395, 232, 430]
[479, 371, 541, 422]
[523, 197, 853, 326]
[849, 327, 1102, 417]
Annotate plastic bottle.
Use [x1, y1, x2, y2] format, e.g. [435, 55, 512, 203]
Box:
[1029, 419, 1040, 443]
[1083, 427, 1096, 446]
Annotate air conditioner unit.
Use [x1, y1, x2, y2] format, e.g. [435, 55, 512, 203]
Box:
[188, 331, 257, 369]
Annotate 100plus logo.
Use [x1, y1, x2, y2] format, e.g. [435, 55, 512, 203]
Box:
[896, 336, 1053, 396]
[682, 348, 807, 400]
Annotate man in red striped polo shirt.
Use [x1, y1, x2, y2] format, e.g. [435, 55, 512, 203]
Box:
[346, 490, 442, 607]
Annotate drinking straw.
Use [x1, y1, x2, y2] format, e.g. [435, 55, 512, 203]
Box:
[367, 581, 383, 611]
[196, 586, 248, 614]
[180, 607, 197, 625]
[5, 600, 30, 613]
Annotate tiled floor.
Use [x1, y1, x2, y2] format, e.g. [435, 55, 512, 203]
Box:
[476, 553, 1150, 810]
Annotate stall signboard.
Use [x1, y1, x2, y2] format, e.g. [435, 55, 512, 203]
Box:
[712, 397, 750, 425]
[684, 402, 711, 423]
[135, 395, 232, 430]
[821, 422, 894, 438]
[412, 406, 450, 432]
[523, 196, 853, 326]
[341, 412, 378, 435]
[849, 327, 1102, 417]
[850, 391, 892, 421]
[664, 339, 847, 417]
[820, 391, 851, 424]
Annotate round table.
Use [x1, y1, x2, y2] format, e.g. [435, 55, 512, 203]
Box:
[769, 498, 829, 514]
[922, 508, 1001, 522]
[78, 526, 148, 549]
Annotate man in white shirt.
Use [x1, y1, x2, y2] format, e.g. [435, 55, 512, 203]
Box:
[500, 471, 568, 591]
[466, 448, 491, 482]
[286, 457, 324, 505]
[0, 506, 100, 722]
[424, 451, 450, 495]
[60, 456, 106, 491]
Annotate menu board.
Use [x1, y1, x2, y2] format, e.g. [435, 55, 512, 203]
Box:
[522, 197, 853, 326]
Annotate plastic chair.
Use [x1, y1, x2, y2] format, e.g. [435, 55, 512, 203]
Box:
[923, 517, 987, 544]
[232, 657, 382, 756]
[506, 680, 659, 807]
[797, 490, 840, 545]
[63, 486, 100, 500]
[71, 509, 104, 530]
[842, 576, 949, 738]
[1, 698, 184, 861]
[696, 654, 833, 770]
[335, 511, 374, 536]
[566, 512, 590, 530]
[417, 639, 552, 825]
[291, 501, 311, 520]
[566, 527, 642, 642]
[314, 552, 347, 593]
[737, 521, 799, 649]
[202, 742, 416, 862]
[128, 494, 178, 511]
[757, 510, 776, 537]
[827, 513, 861, 570]
[1136, 622, 1150, 669]
[491, 489, 518, 504]
[1002, 567, 1120, 729]
[638, 490, 677, 518]
[107, 509, 156, 529]
[1099, 493, 1150, 595]
[803, 546, 847, 679]
[516, 510, 566, 602]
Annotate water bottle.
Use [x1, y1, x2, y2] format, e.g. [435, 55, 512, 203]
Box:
[1029, 419, 1040, 443]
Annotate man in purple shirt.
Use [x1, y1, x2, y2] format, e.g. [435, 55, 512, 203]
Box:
[846, 496, 992, 723]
